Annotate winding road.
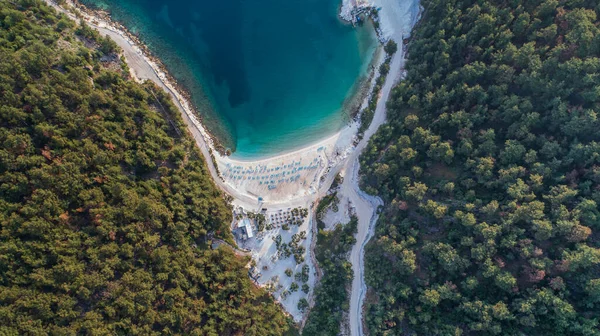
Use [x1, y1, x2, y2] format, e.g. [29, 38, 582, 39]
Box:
[342, 40, 407, 336]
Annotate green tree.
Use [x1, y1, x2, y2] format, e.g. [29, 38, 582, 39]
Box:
[0, 2, 292, 334]
[384, 40, 398, 55]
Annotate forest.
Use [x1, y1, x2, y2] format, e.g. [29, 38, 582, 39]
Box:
[0, 1, 292, 334]
[303, 212, 357, 336]
[360, 0, 600, 335]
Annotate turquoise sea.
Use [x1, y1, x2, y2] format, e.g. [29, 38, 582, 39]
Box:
[81, 0, 377, 158]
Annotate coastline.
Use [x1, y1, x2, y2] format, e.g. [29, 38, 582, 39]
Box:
[49, 0, 392, 206]
[58, 0, 231, 154]
[225, 43, 383, 163]
[43, 0, 421, 327]
[79, 0, 379, 160]
[75, 2, 374, 143]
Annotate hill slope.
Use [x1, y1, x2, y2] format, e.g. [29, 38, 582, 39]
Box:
[361, 0, 600, 335]
[0, 1, 290, 334]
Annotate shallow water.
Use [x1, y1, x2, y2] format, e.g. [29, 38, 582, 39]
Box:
[81, 0, 377, 158]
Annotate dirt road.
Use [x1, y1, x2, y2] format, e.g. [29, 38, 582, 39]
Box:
[345, 40, 407, 336]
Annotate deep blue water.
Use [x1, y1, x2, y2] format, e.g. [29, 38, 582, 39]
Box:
[81, 0, 377, 158]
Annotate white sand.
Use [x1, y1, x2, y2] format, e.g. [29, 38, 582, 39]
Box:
[341, 0, 421, 40]
[374, 0, 421, 39]
[321, 193, 352, 231]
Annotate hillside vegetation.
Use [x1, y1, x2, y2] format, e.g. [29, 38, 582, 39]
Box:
[0, 1, 291, 334]
[361, 0, 600, 335]
[304, 213, 357, 336]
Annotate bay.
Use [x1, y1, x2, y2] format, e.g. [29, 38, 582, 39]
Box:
[81, 0, 377, 158]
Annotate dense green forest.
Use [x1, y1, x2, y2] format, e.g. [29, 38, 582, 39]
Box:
[303, 209, 357, 336]
[0, 1, 291, 334]
[361, 0, 600, 335]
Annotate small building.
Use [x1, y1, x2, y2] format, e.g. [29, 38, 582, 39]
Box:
[237, 218, 254, 239]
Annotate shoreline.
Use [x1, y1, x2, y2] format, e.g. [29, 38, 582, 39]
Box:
[43, 0, 421, 327]
[47, 0, 392, 206]
[72, 0, 384, 165]
[226, 43, 383, 164]
[78, 0, 381, 161]
[61, 0, 231, 154]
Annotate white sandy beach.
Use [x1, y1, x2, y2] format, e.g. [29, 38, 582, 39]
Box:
[44, 0, 420, 330]
[218, 123, 358, 205]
